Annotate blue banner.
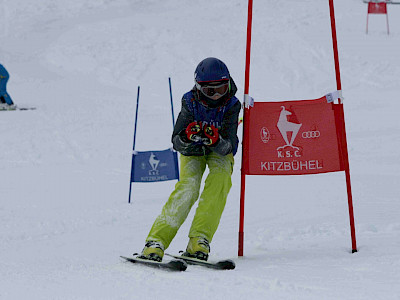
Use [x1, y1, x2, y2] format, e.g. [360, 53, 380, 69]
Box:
[130, 148, 179, 183]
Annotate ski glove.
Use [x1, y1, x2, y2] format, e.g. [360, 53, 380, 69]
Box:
[185, 122, 203, 142]
[202, 124, 219, 146]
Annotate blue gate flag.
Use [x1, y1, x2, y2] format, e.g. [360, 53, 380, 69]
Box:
[128, 79, 179, 203]
[130, 148, 179, 183]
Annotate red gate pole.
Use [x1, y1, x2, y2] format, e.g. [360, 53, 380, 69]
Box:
[238, 0, 254, 257]
[329, 0, 342, 94]
[329, 0, 358, 253]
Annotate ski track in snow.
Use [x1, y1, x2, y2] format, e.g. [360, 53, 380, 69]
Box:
[1, 0, 400, 299]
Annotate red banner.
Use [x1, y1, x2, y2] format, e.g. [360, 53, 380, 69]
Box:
[368, 2, 387, 14]
[243, 97, 344, 175]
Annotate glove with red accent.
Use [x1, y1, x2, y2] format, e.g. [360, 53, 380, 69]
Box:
[185, 121, 203, 142]
[202, 124, 219, 146]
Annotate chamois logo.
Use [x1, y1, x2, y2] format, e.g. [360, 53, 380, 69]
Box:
[260, 127, 270, 143]
[277, 106, 302, 158]
[148, 152, 160, 175]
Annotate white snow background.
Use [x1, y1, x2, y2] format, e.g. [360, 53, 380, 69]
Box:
[1, 0, 400, 299]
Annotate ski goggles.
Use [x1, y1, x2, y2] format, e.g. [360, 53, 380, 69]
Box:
[195, 81, 229, 100]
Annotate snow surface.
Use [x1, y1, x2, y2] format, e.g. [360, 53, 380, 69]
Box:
[1, 0, 400, 299]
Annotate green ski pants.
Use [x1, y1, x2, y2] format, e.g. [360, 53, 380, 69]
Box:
[146, 152, 234, 249]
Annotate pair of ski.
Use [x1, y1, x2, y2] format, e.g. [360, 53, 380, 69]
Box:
[121, 253, 235, 271]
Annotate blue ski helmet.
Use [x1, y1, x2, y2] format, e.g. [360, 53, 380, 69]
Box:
[194, 57, 230, 84]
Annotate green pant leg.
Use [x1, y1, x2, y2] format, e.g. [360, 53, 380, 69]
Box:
[189, 152, 234, 243]
[146, 155, 206, 249]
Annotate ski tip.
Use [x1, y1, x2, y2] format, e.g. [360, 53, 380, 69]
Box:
[120, 255, 135, 261]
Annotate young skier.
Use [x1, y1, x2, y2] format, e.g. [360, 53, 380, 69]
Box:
[139, 57, 241, 262]
[0, 64, 15, 110]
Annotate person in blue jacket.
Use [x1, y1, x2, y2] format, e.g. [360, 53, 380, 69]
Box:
[0, 64, 15, 110]
[139, 57, 241, 262]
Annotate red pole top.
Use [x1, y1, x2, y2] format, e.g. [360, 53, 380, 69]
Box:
[329, 0, 342, 94]
[244, 0, 253, 96]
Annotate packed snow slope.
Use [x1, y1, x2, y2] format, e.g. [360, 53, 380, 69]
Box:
[1, 0, 400, 299]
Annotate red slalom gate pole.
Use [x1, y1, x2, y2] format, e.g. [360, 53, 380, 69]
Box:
[238, 0, 253, 257]
[329, 0, 357, 253]
[329, 0, 342, 94]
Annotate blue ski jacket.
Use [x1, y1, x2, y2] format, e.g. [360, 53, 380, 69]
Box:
[0, 64, 13, 105]
[172, 78, 241, 156]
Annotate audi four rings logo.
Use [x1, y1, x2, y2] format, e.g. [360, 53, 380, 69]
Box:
[302, 130, 321, 138]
